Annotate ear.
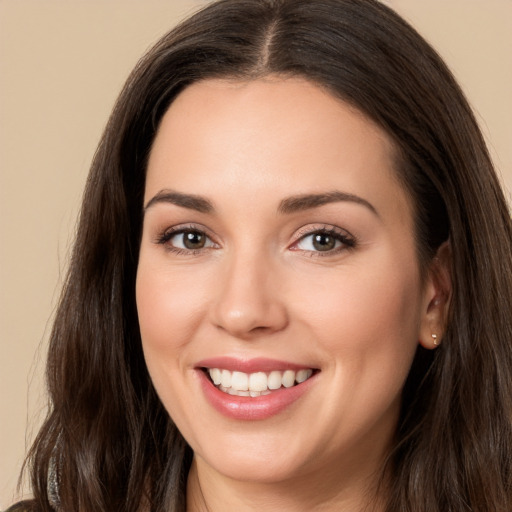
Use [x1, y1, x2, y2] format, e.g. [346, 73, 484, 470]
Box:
[418, 241, 452, 350]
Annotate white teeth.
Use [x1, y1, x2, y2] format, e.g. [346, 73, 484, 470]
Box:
[221, 369, 231, 388]
[210, 368, 222, 385]
[207, 367, 314, 396]
[296, 369, 313, 383]
[249, 372, 267, 392]
[282, 370, 295, 388]
[268, 371, 282, 390]
[231, 371, 249, 391]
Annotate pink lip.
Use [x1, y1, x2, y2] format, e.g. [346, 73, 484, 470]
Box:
[196, 363, 318, 421]
[196, 356, 312, 373]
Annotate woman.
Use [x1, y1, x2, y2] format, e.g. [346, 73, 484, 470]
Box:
[10, 0, 512, 510]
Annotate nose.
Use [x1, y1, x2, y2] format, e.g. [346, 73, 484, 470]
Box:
[210, 251, 289, 339]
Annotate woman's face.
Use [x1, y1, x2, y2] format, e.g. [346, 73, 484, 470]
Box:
[136, 77, 438, 486]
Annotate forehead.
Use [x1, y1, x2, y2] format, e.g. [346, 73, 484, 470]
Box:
[145, 77, 412, 225]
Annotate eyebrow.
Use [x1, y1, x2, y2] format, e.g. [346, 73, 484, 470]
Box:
[278, 191, 378, 216]
[144, 190, 214, 213]
[144, 189, 378, 217]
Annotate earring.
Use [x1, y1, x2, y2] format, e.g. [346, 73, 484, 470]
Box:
[431, 333, 439, 346]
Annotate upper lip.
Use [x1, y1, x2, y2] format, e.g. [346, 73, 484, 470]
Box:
[196, 357, 317, 374]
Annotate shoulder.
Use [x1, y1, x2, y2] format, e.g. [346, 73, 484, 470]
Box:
[3, 501, 37, 512]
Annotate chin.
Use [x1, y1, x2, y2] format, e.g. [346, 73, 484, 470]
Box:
[204, 454, 304, 485]
[193, 431, 313, 485]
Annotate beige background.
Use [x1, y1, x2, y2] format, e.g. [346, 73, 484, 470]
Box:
[1, 0, 511, 508]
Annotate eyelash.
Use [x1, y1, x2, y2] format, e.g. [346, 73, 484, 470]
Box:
[291, 225, 356, 257]
[155, 224, 218, 255]
[155, 224, 356, 256]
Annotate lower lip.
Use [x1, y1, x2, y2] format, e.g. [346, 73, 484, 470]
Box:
[197, 370, 317, 421]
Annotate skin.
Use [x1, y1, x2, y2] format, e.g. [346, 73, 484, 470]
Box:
[136, 77, 450, 511]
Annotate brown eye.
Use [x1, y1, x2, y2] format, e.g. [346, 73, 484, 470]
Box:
[293, 228, 355, 254]
[159, 228, 216, 252]
[312, 233, 336, 251]
[182, 230, 207, 249]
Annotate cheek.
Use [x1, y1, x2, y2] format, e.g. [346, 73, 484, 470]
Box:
[135, 260, 209, 424]
[292, 253, 423, 392]
[302, 252, 421, 341]
[136, 260, 210, 357]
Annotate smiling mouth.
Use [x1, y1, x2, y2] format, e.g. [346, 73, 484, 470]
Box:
[203, 368, 316, 397]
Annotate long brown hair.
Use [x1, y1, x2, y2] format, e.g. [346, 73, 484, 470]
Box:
[23, 1, 512, 510]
